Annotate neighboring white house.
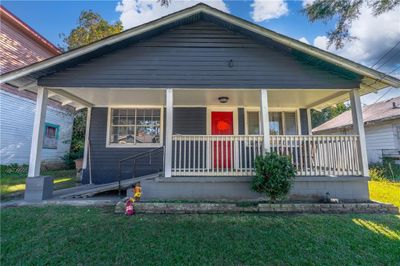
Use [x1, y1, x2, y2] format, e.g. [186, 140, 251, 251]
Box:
[313, 96, 400, 164]
[0, 6, 74, 166]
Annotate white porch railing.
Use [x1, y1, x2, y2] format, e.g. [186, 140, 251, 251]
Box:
[270, 135, 361, 176]
[171, 135, 362, 177]
[172, 135, 264, 176]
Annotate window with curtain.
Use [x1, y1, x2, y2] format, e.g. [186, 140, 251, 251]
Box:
[269, 112, 283, 135]
[247, 111, 260, 135]
[284, 112, 297, 135]
[109, 108, 161, 146]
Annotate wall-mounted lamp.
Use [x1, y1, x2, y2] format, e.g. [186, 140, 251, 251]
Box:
[228, 59, 234, 68]
[218, 96, 229, 104]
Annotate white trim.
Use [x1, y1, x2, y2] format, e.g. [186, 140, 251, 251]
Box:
[28, 87, 48, 177]
[244, 107, 261, 135]
[82, 107, 91, 170]
[243, 107, 301, 136]
[260, 89, 270, 152]
[2, 4, 398, 88]
[164, 89, 173, 177]
[206, 107, 239, 135]
[296, 109, 302, 135]
[105, 106, 164, 148]
[350, 89, 369, 176]
[307, 109, 313, 135]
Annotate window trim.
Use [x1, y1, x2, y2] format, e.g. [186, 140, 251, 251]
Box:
[43, 123, 59, 150]
[244, 107, 301, 136]
[106, 106, 164, 148]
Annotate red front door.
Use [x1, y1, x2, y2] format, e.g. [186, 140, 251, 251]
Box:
[211, 112, 233, 169]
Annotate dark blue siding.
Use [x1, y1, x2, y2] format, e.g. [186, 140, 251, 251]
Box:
[82, 107, 207, 184]
[40, 21, 360, 89]
[300, 109, 309, 135]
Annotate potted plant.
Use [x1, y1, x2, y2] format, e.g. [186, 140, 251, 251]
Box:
[251, 152, 296, 202]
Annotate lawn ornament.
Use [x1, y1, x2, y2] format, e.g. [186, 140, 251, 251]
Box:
[134, 182, 142, 201]
[125, 198, 135, 216]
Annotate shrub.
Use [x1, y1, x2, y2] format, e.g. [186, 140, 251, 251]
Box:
[369, 167, 386, 181]
[369, 158, 400, 182]
[61, 150, 84, 168]
[251, 152, 296, 202]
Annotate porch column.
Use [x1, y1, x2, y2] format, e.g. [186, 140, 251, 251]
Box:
[350, 89, 369, 176]
[260, 89, 270, 153]
[164, 89, 173, 177]
[307, 109, 313, 135]
[82, 107, 92, 183]
[28, 87, 48, 177]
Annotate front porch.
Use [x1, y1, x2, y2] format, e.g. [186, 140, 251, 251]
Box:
[171, 134, 362, 177]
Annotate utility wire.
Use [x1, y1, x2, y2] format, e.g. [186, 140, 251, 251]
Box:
[370, 39, 400, 69]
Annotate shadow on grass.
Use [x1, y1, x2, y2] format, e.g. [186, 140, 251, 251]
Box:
[1, 206, 399, 265]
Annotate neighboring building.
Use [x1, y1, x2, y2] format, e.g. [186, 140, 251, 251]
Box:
[313, 97, 400, 164]
[2, 4, 400, 201]
[0, 6, 74, 166]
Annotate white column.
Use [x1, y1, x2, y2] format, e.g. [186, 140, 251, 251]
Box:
[307, 108, 313, 135]
[28, 87, 48, 177]
[260, 89, 270, 153]
[296, 109, 302, 135]
[350, 89, 369, 176]
[164, 89, 173, 177]
[82, 107, 92, 170]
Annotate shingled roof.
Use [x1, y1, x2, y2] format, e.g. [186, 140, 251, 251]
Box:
[313, 96, 400, 133]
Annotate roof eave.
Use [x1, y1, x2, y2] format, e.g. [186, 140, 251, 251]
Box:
[1, 3, 399, 88]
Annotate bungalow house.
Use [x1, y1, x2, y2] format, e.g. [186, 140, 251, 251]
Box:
[0, 6, 74, 167]
[313, 96, 400, 164]
[1, 4, 399, 201]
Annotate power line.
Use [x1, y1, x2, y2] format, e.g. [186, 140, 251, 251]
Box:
[370, 39, 400, 69]
[375, 51, 400, 70]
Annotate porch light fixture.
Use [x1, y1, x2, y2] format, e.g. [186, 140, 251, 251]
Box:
[228, 59, 234, 68]
[218, 96, 229, 104]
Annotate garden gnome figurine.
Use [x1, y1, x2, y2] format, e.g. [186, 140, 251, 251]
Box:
[134, 182, 142, 201]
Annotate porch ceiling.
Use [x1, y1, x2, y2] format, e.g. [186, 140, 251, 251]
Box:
[48, 87, 351, 109]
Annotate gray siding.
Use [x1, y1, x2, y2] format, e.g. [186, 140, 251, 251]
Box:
[238, 108, 245, 135]
[173, 107, 206, 134]
[40, 21, 359, 89]
[300, 109, 309, 135]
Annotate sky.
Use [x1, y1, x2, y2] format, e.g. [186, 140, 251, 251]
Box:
[2, 0, 400, 105]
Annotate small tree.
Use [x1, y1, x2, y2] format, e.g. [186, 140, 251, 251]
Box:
[251, 152, 296, 202]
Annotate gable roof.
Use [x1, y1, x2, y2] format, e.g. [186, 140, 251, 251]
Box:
[313, 96, 400, 132]
[1, 3, 399, 90]
[0, 5, 60, 56]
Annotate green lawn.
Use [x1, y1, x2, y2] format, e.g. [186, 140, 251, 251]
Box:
[369, 181, 400, 208]
[1, 207, 400, 265]
[0, 169, 77, 200]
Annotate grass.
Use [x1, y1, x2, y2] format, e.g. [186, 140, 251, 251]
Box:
[0, 169, 77, 200]
[369, 181, 400, 208]
[1, 207, 399, 265]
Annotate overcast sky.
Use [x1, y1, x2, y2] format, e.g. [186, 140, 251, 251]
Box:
[3, 0, 400, 105]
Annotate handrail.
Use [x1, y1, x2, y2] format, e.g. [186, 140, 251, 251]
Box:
[118, 146, 164, 197]
[119, 146, 164, 163]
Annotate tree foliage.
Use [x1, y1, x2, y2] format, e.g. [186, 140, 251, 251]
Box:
[61, 11, 123, 162]
[61, 10, 123, 50]
[303, 0, 400, 49]
[311, 102, 350, 128]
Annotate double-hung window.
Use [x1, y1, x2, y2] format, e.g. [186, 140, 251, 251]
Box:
[109, 108, 162, 147]
[245, 110, 298, 135]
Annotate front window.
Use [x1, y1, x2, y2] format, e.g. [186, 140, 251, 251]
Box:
[109, 108, 161, 146]
[246, 110, 298, 135]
